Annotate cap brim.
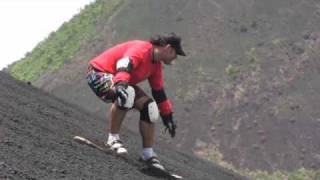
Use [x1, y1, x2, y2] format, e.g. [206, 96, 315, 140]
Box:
[176, 49, 186, 56]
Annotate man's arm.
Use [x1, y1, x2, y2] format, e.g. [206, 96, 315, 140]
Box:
[148, 63, 176, 137]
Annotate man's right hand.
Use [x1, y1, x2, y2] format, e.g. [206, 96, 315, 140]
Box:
[114, 82, 129, 108]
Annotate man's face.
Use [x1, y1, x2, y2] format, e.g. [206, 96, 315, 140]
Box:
[161, 45, 177, 65]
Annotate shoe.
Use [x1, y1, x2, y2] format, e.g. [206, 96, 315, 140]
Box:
[105, 139, 128, 156]
[141, 156, 166, 172]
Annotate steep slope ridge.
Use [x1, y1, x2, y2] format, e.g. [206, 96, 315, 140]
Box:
[8, 0, 320, 172]
[0, 71, 247, 180]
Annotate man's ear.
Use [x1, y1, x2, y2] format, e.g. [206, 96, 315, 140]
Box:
[164, 44, 171, 49]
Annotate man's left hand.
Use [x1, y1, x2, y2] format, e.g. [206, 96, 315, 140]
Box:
[161, 113, 176, 138]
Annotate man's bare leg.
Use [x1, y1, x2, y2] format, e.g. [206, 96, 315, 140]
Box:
[109, 103, 127, 134]
[139, 120, 155, 148]
[134, 96, 158, 160]
[107, 103, 128, 155]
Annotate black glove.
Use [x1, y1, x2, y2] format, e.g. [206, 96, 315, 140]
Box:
[114, 82, 128, 108]
[161, 113, 176, 138]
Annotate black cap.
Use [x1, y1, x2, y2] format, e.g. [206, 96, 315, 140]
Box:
[150, 32, 186, 56]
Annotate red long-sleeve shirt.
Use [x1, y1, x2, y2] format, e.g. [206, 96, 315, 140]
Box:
[89, 40, 172, 115]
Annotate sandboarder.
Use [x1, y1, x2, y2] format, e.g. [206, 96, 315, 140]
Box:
[86, 32, 186, 170]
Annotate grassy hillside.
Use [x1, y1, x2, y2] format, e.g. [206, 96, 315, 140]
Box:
[8, 0, 123, 81]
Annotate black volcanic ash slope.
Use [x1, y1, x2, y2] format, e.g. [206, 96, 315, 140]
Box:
[0, 71, 247, 180]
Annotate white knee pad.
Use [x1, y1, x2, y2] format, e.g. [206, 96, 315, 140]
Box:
[140, 100, 159, 123]
[147, 101, 160, 123]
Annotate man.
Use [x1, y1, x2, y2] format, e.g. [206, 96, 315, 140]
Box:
[86, 32, 186, 169]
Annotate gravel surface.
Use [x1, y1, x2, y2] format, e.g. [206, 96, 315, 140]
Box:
[0, 71, 247, 180]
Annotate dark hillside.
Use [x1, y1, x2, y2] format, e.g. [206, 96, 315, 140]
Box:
[0, 71, 246, 180]
[7, 0, 320, 174]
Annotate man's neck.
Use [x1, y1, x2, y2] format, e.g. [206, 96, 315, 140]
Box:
[152, 46, 161, 62]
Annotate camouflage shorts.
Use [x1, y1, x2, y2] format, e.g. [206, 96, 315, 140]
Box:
[86, 66, 148, 104]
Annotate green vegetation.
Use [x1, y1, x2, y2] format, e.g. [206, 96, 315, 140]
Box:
[225, 64, 240, 80]
[225, 47, 261, 82]
[9, 0, 123, 81]
[272, 38, 286, 47]
[202, 145, 320, 180]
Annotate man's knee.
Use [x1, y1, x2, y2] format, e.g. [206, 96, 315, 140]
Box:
[116, 85, 135, 109]
[140, 99, 159, 123]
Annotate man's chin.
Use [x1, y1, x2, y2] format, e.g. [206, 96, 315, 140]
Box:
[163, 61, 175, 65]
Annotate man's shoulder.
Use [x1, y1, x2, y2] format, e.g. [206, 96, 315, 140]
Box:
[123, 40, 153, 58]
[126, 40, 152, 48]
